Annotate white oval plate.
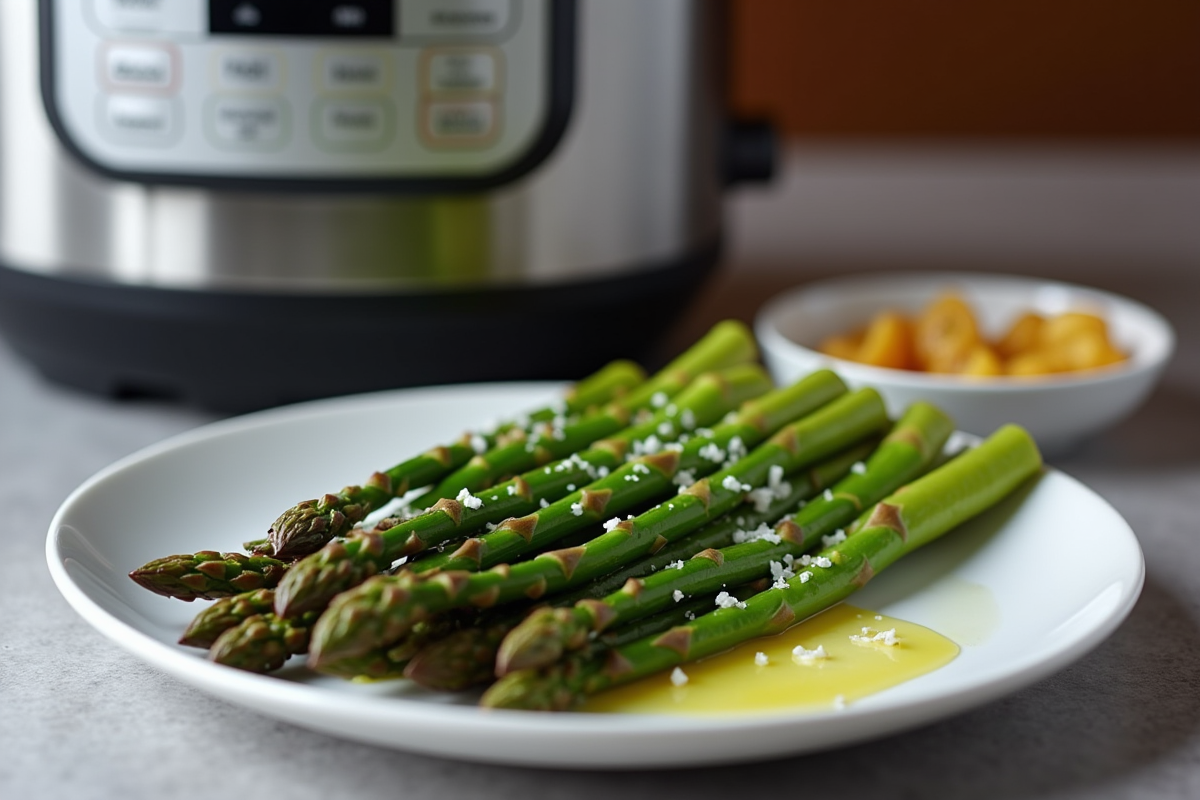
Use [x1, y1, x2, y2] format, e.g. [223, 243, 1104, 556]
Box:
[47, 383, 1144, 769]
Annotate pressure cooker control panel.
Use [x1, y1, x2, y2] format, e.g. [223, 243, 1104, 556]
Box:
[40, 0, 574, 190]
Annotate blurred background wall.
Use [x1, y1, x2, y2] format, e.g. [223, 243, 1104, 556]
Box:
[709, 0, 1200, 294]
[729, 0, 1200, 140]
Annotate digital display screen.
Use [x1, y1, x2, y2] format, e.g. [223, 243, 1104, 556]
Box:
[209, 0, 395, 37]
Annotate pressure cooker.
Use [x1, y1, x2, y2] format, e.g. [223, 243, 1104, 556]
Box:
[0, 0, 774, 410]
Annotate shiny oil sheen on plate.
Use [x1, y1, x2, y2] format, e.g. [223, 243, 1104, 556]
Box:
[583, 604, 960, 715]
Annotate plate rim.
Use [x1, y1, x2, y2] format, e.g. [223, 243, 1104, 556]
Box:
[45, 381, 1146, 768]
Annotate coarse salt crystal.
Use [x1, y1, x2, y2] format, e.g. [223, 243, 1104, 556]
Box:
[670, 667, 689, 686]
[633, 463, 651, 474]
[539, 498, 550, 509]
[851, 461, 867, 475]
[455, 488, 483, 510]
[813, 556, 833, 568]
[791, 644, 828, 662]
[850, 627, 901, 646]
[732, 523, 781, 545]
[747, 487, 774, 513]
[714, 591, 746, 610]
[651, 391, 669, 408]
[798, 571, 813, 583]
[680, 409, 696, 430]
[603, 517, 621, 532]
[667, 560, 685, 570]
[673, 469, 696, 488]
[470, 434, 488, 454]
[822, 489, 834, 502]
[700, 444, 726, 463]
[721, 475, 751, 492]
[506, 484, 518, 496]
[672, 589, 685, 603]
[821, 529, 847, 548]
[570, 502, 584, 517]
[754, 652, 769, 666]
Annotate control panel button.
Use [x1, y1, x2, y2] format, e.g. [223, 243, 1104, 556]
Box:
[103, 95, 177, 140]
[319, 52, 391, 92]
[401, 0, 511, 40]
[216, 51, 283, 91]
[91, 0, 205, 35]
[103, 45, 176, 91]
[208, 96, 288, 148]
[426, 51, 498, 93]
[423, 101, 496, 145]
[316, 99, 393, 149]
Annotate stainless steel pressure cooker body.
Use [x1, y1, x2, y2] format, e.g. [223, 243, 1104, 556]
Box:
[0, 0, 773, 410]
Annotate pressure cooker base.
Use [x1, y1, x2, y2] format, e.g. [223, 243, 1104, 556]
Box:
[0, 242, 718, 412]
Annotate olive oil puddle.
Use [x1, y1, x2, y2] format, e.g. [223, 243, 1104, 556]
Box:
[584, 604, 959, 715]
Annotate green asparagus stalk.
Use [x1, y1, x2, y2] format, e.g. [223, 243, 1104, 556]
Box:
[403, 580, 767, 691]
[390, 321, 759, 521]
[395, 442, 876, 689]
[496, 402, 954, 674]
[307, 386, 888, 671]
[180, 589, 277, 648]
[212, 368, 812, 672]
[481, 424, 1043, 710]
[207, 610, 320, 673]
[273, 364, 772, 619]
[265, 358, 648, 559]
[399, 372, 854, 579]
[128, 551, 288, 602]
[134, 323, 756, 602]
[196, 366, 771, 673]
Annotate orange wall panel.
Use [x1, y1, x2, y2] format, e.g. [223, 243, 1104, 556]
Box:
[731, 0, 1200, 138]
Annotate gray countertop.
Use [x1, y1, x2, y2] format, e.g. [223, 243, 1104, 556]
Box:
[4, 150, 1200, 799]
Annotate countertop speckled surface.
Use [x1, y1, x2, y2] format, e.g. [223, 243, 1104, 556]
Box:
[4, 147, 1200, 799]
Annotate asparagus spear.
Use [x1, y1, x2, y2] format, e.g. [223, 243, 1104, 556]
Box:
[481, 424, 1043, 710]
[273, 363, 773, 619]
[266, 357, 648, 559]
[207, 610, 320, 673]
[209, 368, 819, 671]
[396, 443, 877, 689]
[128, 551, 288, 602]
[496, 402, 954, 673]
[307, 386, 888, 671]
[398, 372, 854, 579]
[389, 321, 759, 522]
[180, 589, 276, 648]
[133, 322, 756, 601]
[199, 364, 772, 671]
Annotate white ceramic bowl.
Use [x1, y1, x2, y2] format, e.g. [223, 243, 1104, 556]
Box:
[755, 272, 1175, 456]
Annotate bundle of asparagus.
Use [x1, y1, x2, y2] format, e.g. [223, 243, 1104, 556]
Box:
[483, 424, 1042, 710]
[190, 361, 777, 669]
[204, 370, 858, 673]
[129, 320, 758, 600]
[126, 319, 1044, 714]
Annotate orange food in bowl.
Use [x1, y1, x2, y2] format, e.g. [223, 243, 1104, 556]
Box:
[817, 292, 1127, 378]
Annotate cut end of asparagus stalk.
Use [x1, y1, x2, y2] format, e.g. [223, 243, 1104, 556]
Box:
[128, 551, 288, 601]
